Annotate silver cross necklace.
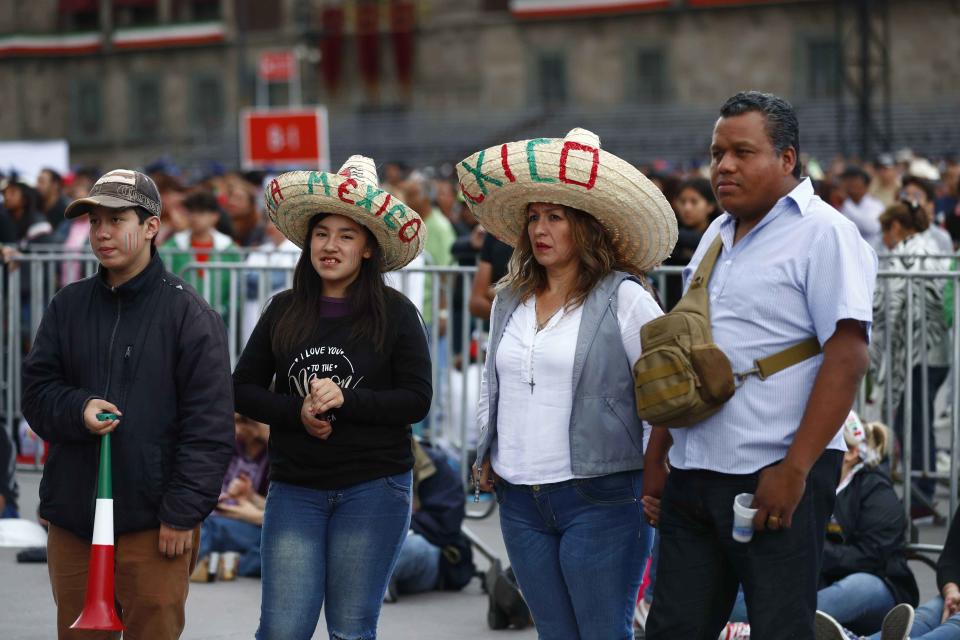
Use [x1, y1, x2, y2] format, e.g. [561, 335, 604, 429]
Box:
[528, 306, 559, 394]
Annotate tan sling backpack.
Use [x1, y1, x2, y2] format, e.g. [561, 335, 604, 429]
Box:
[633, 236, 821, 428]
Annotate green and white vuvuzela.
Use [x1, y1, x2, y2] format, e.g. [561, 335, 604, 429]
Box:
[71, 430, 124, 630]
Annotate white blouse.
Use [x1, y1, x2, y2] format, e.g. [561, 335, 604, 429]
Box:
[477, 280, 663, 485]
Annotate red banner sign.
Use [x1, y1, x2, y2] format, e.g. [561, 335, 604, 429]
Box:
[240, 108, 330, 170]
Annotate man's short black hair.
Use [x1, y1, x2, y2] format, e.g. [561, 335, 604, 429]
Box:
[183, 190, 221, 214]
[41, 168, 63, 185]
[840, 165, 871, 184]
[901, 174, 936, 203]
[719, 91, 802, 179]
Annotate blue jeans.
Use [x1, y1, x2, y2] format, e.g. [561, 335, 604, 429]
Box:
[818, 573, 897, 634]
[198, 514, 263, 577]
[729, 573, 895, 634]
[391, 532, 441, 594]
[867, 597, 960, 640]
[256, 473, 413, 640]
[496, 470, 652, 640]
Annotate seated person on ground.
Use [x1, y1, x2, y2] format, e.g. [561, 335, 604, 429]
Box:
[192, 413, 268, 581]
[387, 440, 474, 600]
[818, 495, 960, 639]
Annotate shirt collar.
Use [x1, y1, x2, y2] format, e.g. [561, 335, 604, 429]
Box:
[718, 177, 815, 238]
[786, 178, 815, 216]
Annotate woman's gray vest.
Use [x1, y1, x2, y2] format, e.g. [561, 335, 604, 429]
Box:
[476, 271, 647, 478]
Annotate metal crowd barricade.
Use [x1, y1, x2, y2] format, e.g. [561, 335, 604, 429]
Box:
[177, 260, 488, 493]
[4, 247, 960, 547]
[869, 267, 960, 553]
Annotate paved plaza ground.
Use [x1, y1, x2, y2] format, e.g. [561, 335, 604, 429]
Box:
[0, 468, 949, 639]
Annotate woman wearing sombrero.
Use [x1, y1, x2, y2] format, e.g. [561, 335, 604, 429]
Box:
[233, 156, 432, 639]
[466, 128, 677, 638]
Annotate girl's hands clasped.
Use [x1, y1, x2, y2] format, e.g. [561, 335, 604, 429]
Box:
[300, 378, 344, 440]
[300, 393, 333, 440]
[309, 378, 344, 414]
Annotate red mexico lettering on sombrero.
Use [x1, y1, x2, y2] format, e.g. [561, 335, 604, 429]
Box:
[269, 179, 284, 206]
[460, 150, 502, 196]
[307, 171, 331, 196]
[501, 144, 516, 183]
[460, 182, 484, 204]
[559, 141, 600, 190]
[399, 217, 421, 243]
[354, 184, 383, 213]
[338, 178, 358, 204]
[526, 139, 556, 184]
[374, 193, 392, 218]
[383, 204, 406, 230]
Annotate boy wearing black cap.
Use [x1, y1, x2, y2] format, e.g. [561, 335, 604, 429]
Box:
[21, 169, 235, 638]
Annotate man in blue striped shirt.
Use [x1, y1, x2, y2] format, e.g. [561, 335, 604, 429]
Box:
[644, 92, 878, 639]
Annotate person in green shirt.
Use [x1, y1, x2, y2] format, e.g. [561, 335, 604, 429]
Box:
[402, 175, 456, 327]
[162, 190, 242, 319]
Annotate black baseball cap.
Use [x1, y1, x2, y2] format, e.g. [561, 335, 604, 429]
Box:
[65, 169, 162, 219]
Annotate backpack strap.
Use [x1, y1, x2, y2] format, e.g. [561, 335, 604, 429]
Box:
[673, 235, 724, 318]
[673, 234, 822, 384]
[688, 235, 725, 291]
[735, 336, 822, 384]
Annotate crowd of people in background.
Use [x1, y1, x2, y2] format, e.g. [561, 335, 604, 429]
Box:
[3, 129, 960, 639]
[2, 146, 959, 297]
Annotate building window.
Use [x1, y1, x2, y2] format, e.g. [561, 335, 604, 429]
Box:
[190, 75, 224, 133]
[239, 1, 282, 31]
[58, 0, 100, 31]
[175, 0, 221, 22]
[807, 39, 841, 99]
[634, 48, 667, 103]
[71, 79, 103, 140]
[129, 77, 163, 140]
[537, 52, 567, 106]
[113, 0, 159, 27]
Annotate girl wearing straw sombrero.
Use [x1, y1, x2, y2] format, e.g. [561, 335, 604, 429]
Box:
[464, 128, 678, 637]
[233, 157, 432, 639]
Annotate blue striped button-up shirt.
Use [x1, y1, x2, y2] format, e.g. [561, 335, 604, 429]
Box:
[668, 178, 878, 474]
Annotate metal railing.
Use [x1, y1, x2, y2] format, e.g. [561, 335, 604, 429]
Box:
[4, 247, 960, 549]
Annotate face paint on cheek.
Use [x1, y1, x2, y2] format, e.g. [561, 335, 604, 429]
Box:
[124, 233, 130, 253]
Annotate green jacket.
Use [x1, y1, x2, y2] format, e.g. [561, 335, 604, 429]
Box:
[161, 230, 242, 318]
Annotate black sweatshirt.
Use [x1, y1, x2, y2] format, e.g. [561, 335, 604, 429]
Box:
[233, 289, 432, 489]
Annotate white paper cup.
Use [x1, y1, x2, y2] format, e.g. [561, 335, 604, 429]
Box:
[732, 493, 758, 543]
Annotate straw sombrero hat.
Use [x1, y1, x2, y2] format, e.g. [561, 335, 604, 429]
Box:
[456, 128, 677, 273]
[264, 156, 426, 271]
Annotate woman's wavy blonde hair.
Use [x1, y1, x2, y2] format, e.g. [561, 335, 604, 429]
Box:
[496, 204, 643, 310]
[860, 421, 890, 468]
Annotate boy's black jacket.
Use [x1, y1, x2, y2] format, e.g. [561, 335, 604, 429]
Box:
[22, 253, 235, 540]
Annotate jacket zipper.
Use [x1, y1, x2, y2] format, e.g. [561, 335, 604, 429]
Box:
[120, 346, 132, 401]
[102, 296, 122, 397]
